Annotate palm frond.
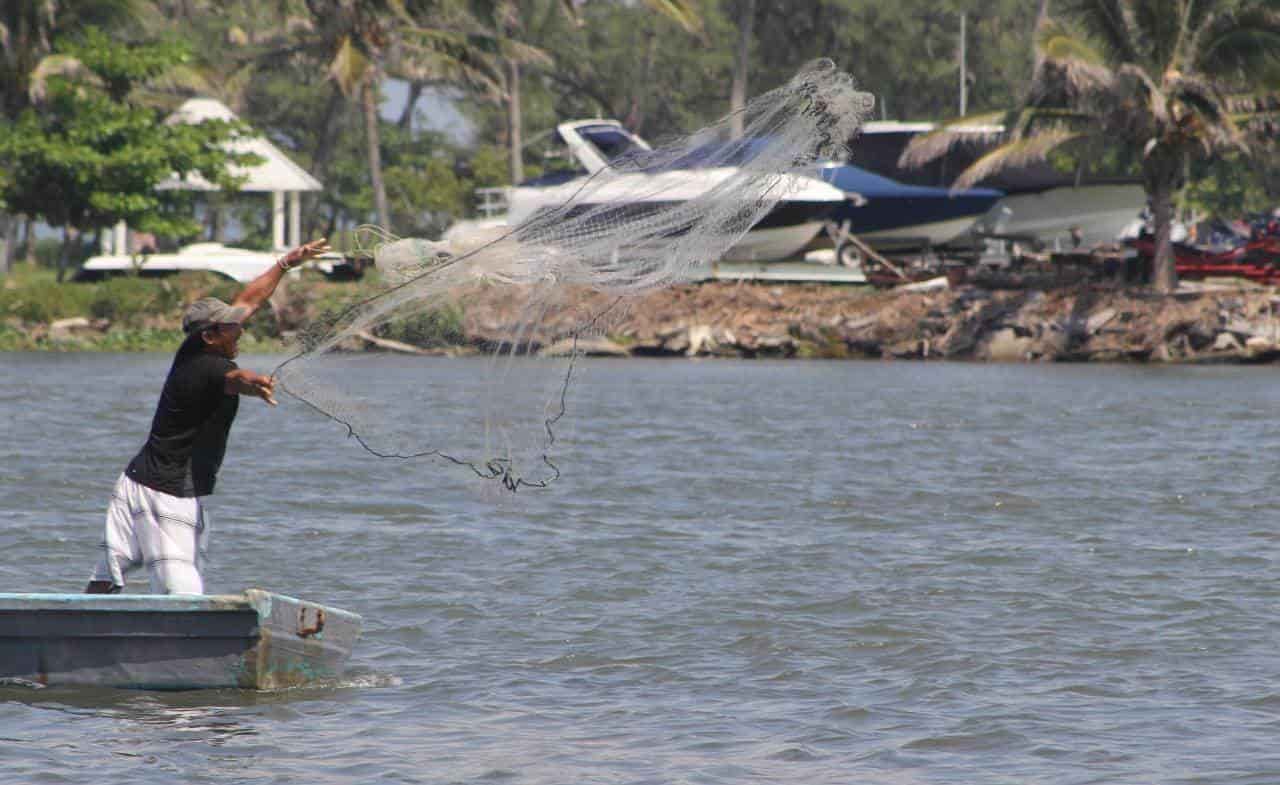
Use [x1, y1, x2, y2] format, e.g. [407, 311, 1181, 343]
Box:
[1197, 7, 1280, 77]
[1032, 24, 1117, 105]
[327, 35, 370, 97]
[643, 0, 704, 38]
[1114, 62, 1168, 128]
[218, 65, 256, 112]
[1014, 106, 1097, 138]
[951, 129, 1084, 191]
[1184, 6, 1218, 66]
[1037, 20, 1109, 68]
[1071, 0, 1142, 63]
[897, 110, 1007, 169]
[393, 51, 503, 100]
[1167, 71, 1230, 124]
[497, 38, 552, 68]
[557, 0, 584, 27]
[28, 54, 100, 103]
[140, 63, 217, 100]
[395, 29, 508, 96]
[1222, 90, 1280, 143]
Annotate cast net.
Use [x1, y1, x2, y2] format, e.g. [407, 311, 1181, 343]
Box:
[272, 59, 873, 490]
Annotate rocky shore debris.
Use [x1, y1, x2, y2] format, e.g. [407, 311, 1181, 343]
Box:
[457, 281, 1280, 363]
[8, 277, 1280, 364]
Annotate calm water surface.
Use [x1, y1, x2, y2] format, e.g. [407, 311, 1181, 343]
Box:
[3, 352, 1280, 784]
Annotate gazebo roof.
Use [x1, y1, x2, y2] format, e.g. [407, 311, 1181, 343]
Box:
[157, 98, 323, 193]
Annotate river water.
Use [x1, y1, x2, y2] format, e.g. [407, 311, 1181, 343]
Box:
[3, 352, 1280, 784]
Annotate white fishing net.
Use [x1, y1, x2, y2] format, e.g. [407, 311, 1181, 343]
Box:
[272, 59, 873, 490]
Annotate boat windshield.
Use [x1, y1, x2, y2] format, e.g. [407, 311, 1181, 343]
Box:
[578, 125, 643, 162]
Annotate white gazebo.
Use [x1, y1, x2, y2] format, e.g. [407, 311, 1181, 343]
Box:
[101, 97, 323, 257]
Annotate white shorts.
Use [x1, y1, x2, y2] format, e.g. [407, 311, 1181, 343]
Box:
[89, 473, 210, 594]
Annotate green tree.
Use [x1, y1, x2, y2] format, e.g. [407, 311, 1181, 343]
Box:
[742, 0, 1037, 122]
[440, 0, 704, 182]
[903, 0, 1280, 292]
[0, 0, 148, 273]
[0, 29, 255, 279]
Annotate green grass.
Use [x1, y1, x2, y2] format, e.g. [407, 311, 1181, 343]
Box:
[0, 263, 462, 352]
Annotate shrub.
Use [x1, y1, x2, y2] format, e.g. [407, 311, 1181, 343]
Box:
[89, 277, 165, 323]
[0, 267, 95, 322]
[379, 304, 465, 347]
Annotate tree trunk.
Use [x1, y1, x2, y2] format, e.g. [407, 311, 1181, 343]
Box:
[508, 59, 523, 185]
[399, 80, 423, 131]
[305, 85, 346, 239]
[207, 200, 223, 242]
[729, 0, 757, 139]
[363, 68, 390, 229]
[19, 216, 33, 262]
[1032, 0, 1050, 72]
[0, 213, 13, 277]
[1143, 149, 1184, 293]
[56, 226, 79, 283]
[1149, 183, 1177, 293]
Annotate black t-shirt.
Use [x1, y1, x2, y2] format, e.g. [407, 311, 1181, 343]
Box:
[125, 344, 239, 497]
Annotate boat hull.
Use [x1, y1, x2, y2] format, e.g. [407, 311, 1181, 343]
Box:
[855, 214, 994, 249]
[500, 166, 845, 263]
[978, 184, 1147, 247]
[722, 221, 827, 261]
[0, 590, 360, 690]
[815, 163, 1003, 250]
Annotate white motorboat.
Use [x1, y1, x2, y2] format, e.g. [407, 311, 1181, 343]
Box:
[76, 242, 353, 283]
[447, 120, 850, 262]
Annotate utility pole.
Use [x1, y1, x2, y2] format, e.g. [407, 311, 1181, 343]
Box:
[958, 12, 968, 117]
[729, 0, 757, 140]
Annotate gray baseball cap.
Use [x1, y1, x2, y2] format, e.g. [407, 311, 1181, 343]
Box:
[182, 297, 249, 333]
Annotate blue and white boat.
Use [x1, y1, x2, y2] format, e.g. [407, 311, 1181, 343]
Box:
[817, 163, 1004, 252]
[447, 120, 851, 263]
[642, 135, 1002, 254]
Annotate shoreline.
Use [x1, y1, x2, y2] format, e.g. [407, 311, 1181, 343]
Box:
[6, 268, 1280, 363]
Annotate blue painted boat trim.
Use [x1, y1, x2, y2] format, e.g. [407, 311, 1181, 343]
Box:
[0, 590, 362, 690]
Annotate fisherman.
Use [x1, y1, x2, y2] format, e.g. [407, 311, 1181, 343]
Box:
[84, 238, 330, 595]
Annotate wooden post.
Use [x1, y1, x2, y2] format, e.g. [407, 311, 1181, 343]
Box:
[508, 59, 523, 185]
[289, 191, 301, 248]
[272, 190, 285, 251]
[958, 13, 968, 117]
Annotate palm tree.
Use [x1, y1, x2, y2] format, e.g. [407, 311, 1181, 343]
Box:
[390, 1, 549, 186]
[300, 0, 402, 230]
[902, 0, 1280, 293]
[461, 0, 704, 184]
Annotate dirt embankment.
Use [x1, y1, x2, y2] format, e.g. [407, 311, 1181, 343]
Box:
[456, 281, 1280, 363]
[10, 270, 1280, 363]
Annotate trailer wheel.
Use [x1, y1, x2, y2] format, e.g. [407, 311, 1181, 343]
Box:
[837, 243, 864, 268]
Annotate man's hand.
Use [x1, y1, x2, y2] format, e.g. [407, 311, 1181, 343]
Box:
[278, 238, 333, 271]
[225, 369, 278, 406]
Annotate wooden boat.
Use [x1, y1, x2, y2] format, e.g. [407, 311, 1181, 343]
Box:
[0, 589, 360, 690]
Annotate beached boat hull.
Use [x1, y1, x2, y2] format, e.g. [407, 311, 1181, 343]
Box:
[0, 590, 360, 690]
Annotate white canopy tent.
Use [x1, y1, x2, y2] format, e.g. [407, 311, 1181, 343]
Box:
[103, 97, 323, 254]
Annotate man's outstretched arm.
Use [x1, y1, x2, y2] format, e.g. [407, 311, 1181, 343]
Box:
[224, 368, 277, 405]
[231, 239, 331, 320]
